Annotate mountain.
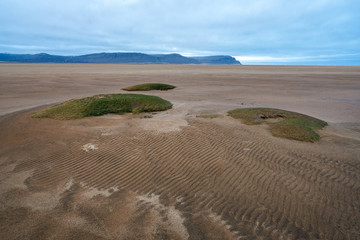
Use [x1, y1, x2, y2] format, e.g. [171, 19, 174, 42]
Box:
[0, 52, 241, 65]
[191, 55, 241, 65]
[0, 53, 68, 63]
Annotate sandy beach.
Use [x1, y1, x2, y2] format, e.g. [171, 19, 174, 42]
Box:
[0, 64, 359, 239]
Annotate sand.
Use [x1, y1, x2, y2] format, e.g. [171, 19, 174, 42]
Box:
[0, 63, 359, 239]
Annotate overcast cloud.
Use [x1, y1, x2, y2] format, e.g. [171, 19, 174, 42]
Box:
[0, 0, 359, 64]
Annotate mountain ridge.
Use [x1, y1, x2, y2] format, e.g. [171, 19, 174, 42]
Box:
[0, 52, 241, 65]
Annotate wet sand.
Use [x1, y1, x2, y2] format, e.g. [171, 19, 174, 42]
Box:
[0, 64, 359, 239]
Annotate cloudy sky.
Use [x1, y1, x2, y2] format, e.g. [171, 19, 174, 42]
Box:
[0, 0, 359, 64]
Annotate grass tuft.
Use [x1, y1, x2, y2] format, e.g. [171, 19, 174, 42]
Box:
[32, 94, 172, 120]
[228, 108, 327, 142]
[122, 83, 176, 91]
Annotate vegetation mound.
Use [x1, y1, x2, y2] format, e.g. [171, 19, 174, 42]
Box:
[32, 94, 172, 120]
[123, 83, 176, 91]
[228, 108, 327, 142]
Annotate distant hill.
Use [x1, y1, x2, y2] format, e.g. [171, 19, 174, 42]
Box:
[0, 52, 241, 65]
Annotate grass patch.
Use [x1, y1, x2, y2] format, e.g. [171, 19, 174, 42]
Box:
[123, 83, 176, 91]
[228, 108, 327, 142]
[196, 114, 221, 119]
[32, 94, 172, 120]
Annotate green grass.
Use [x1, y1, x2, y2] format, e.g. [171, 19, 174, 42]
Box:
[228, 108, 327, 142]
[196, 114, 221, 119]
[122, 83, 176, 91]
[32, 94, 173, 120]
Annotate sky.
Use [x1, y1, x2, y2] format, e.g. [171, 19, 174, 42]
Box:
[0, 0, 359, 65]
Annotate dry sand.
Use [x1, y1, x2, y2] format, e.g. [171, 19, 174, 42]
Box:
[0, 63, 359, 239]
